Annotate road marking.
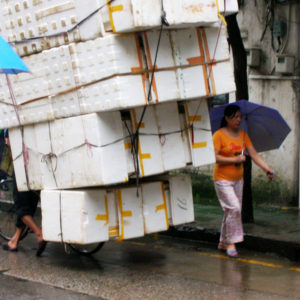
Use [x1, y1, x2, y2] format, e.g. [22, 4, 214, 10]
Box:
[154, 245, 163, 249]
[197, 252, 284, 269]
[128, 240, 300, 272]
[289, 267, 300, 272]
[131, 242, 146, 246]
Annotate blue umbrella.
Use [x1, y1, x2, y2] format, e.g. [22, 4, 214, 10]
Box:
[0, 36, 30, 127]
[209, 100, 291, 152]
[0, 36, 30, 74]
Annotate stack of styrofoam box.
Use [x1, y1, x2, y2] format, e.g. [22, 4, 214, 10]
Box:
[0, 0, 238, 56]
[9, 98, 215, 191]
[0, 26, 235, 129]
[2, 0, 238, 243]
[99, 0, 239, 33]
[0, 0, 106, 56]
[41, 174, 194, 244]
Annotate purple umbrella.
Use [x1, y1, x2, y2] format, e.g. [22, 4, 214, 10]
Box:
[209, 100, 291, 152]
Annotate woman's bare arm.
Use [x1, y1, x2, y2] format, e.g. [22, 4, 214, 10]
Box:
[247, 145, 274, 178]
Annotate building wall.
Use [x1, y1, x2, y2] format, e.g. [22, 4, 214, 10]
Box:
[249, 77, 299, 204]
[237, 0, 300, 75]
[237, 0, 300, 205]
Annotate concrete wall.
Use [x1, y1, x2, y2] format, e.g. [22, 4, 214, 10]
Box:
[237, 0, 300, 205]
[237, 1, 300, 75]
[249, 77, 299, 205]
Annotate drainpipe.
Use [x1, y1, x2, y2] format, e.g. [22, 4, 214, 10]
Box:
[296, 84, 300, 208]
[297, 79, 300, 208]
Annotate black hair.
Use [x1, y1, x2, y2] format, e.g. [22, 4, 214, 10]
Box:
[220, 104, 241, 128]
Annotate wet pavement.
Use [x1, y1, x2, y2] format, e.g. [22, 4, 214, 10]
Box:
[163, 204, 300, 261]
[1, 233, 300, 299]
[1, 191, 300, 298]
[0, 272, 100, 300]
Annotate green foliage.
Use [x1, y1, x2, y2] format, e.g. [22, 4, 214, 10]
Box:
[252, 175, 290, 206]
[180, 170, 218, 205]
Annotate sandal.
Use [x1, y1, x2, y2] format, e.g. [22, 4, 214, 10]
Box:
[226, 249, 238, 258]
[2, 243, 18, 252]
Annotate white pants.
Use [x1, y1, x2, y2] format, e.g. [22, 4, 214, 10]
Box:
[214, 179, 244, 244]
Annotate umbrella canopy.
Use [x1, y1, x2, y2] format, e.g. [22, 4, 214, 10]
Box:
[0, 36, 30, 74]
[209, 100, 291, 152]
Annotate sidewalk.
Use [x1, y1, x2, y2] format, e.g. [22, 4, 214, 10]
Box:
[162, 204, 300, 261]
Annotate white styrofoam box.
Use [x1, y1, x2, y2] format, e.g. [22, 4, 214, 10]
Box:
[0, 74, 148, 130]
[69, 33, 145, 85]
[116, 186, 144, 240]
[178, 105, 193, 165]
[0, 33, 146, 128]
[130, 106, 164, 177]
[66, 75, 147, 114]
[124, 102, 189, 177]
[184, 99, 216, 167]
[218, 0, 239, 16]
[0, 26, 235, 130]
[208, 61, 236, 96]
[143, 27, 232, 102]
[199, 27, 229, 61]
[107, 190, 119, 239]
[122, 117, 136, 175]
[1, 0, 105, 56]
[40, 175, 194, 244]
[41, 189, 109, 244]
[100, 0, 218, 33]
[164, 182, 173, 226]
[141, 30, 180, 104]
[142, 182, 169, 234]
[172, 26, 232, 99]
[154, 102, 186, 171]
[169, 174, 194, 225]
[19, 45, 74, 101]
[9, 111, 128, 191]
[169, 27, 229, 66]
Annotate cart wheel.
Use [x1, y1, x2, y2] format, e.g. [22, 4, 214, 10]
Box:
[68, 242, 105, 256]
[0, 201, 29, 241]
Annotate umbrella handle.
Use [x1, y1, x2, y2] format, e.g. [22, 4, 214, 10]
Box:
[241, 130, 246, 156]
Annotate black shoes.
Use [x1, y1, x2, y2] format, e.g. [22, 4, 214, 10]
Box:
[2, 243, 18, 252]
[36, 241, 47, 257]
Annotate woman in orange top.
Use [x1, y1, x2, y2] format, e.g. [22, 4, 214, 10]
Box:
[213, 104, 274, 257]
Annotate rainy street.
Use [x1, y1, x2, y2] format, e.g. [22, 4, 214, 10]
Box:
[1, 232, 300, 300]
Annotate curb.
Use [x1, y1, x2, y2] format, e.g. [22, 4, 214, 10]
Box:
[161, 225, 300, 261]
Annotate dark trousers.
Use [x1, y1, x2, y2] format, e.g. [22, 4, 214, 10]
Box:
[12, 176, 40, 228]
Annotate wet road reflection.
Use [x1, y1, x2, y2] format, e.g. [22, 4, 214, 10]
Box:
[0, 234, 300, 299]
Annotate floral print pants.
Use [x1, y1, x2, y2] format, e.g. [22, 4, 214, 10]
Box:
[214, 179, 244, 244]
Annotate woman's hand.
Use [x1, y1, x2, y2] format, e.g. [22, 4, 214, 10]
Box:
[215, 150, 246, 165]
[266, 170, 275, 179]
[235, 154, 246, 164]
